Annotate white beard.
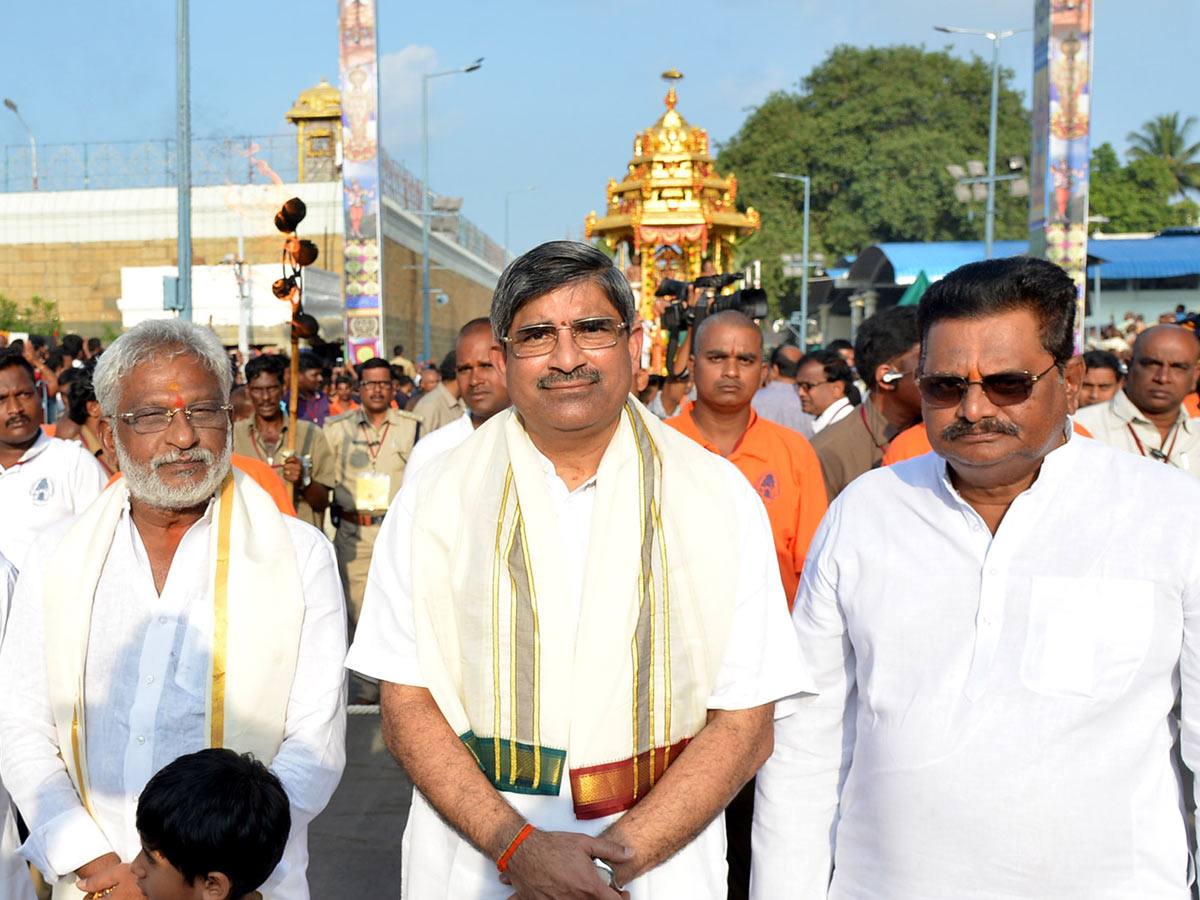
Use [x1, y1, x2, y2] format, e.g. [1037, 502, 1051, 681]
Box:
[113, 429, 233, 510]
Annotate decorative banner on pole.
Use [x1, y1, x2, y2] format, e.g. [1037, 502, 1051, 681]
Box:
[339, 0, 385, 364]
[1030, 0, 1093, 351]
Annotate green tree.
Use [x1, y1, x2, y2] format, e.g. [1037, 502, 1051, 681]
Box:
[1089, 143, 1198, 232]
[716, 44, 1030, 315]
[1126, 113, 1200, 198]
[0, 293, 63, 334]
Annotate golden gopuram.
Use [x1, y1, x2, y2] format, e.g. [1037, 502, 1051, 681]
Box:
[585, 69, 761, 336]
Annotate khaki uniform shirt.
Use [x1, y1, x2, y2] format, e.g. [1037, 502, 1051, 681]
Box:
[413, 383, 467, 437]
[812, 399, 899, 502]
[324, 408, 421, 513]
[1074, 389, 1200, 474]
[232, 416, 334, 527]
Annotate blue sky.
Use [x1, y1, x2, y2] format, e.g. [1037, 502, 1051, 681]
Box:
[1, 0, 1196, 259]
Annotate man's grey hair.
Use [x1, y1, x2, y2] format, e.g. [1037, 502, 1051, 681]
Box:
[490, 241, 637, 340]
[94, 319, 232, 414]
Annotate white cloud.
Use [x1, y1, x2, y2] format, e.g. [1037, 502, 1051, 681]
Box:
[379, 45, 439, 148]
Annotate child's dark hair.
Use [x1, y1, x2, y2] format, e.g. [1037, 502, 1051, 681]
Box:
[136, 749, 290, 898]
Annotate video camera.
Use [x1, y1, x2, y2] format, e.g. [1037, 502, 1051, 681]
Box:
[655, 272, 768, 331]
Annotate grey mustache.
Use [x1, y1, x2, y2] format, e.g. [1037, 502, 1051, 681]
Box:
[537, 369, 601, 388]
[941, 419, 1019, 440]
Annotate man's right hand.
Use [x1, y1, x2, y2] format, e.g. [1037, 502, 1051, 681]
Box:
[76, 853, 140, 899]
[501, 830, 632, 899]
[281, 455, 302, 484]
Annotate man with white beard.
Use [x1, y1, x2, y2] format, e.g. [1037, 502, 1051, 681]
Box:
[0, 319, 347, 900]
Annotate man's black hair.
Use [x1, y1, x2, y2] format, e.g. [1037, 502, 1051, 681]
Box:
[438, 350, 457, 382]
[86, 337, 102, 355]
[136, 749, 290, 899]
[361, 357, 391, 375]
[917, 256, 1076, 368]
[826, 339, 853, 353]
[854, 306, 920, 391]
[29, 335, 48, 352]
[45, 349, 64, 372]
[61, 334, 84, 359]
[297, 351, 322, 373]
[0, 348, 36, 384]
[769, 343, 801, 380]
[396, 374, 415, 390]
[1082, 349, 1124, 377]
[244, 354, 286, 385]
[799, 348, 862, 406]
[65, 373, 97, 425]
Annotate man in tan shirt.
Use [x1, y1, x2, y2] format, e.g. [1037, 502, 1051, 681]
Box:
[325, 357, 421, 702]
[412, 351, 466, 435]
[232, 354, 333, 528]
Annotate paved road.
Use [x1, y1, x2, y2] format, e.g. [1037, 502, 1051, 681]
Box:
[309, 710, 413, 896]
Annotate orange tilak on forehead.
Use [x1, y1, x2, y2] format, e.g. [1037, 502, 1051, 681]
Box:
[967, 362, 982, 381]
[167, 384, 186, 409]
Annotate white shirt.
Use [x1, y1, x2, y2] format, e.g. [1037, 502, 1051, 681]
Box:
[0, 432, 106, 569]
[0, 497, 348, 900]
[0, 553, 33, 900]
[348, 443, 811, 900]
[810, 396, 854, 435]
[400, 411, 474, 488]
[752, 432, 1200, 900]
[1074, 388, 1200, 472]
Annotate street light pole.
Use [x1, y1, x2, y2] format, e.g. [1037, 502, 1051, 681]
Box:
[176, 0, 193, 320]
[504, 185, 539, 265]
[421, 58, 482, 362]
[772, 172, 811, 348]
[3, 98, 37, 191]
[934, 25, 1025, 260]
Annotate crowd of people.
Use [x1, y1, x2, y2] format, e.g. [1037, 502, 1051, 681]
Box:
[2, 241, 1200, 900]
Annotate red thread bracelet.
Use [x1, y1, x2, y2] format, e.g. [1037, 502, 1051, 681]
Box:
[496, 823, 536, 872]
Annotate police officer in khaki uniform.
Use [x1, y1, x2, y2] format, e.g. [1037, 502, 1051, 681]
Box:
[232, 354, 334, 528]
[324, 357, 420, 702]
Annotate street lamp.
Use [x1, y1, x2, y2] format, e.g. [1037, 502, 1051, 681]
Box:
[3, 98, 37, 191]
[933, 25, 1028, 259]
[421, 57, 483, 362]
[504, 185, 539, 265]
[772, 172, 811, 347]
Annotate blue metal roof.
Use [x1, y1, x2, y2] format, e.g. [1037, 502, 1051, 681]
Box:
[1087, 235, 1200, 280]
[869, 241, 1029, 284]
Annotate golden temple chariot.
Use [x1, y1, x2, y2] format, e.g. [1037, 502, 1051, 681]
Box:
[585, 70, 761, 321]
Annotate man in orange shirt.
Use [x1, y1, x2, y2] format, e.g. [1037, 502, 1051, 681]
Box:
[665, 308, 827, 900]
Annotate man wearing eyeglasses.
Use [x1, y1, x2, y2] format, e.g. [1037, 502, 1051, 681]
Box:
[795, 349, 860, 435]
[0, 349, 106, 569]
[0, 319, 346, 900]
[348, 241, 810, 899]
[753, 256, 1200, 899]
[323, 356, 420, 704]
[1074, 325, 1200, 471]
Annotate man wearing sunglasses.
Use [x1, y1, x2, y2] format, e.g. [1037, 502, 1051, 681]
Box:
[1074, 325, 1200, 471]
[753, 256, 1200, 899]
[349, 241, 809, 899]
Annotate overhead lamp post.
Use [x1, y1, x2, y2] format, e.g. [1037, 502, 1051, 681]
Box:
[421, 57, 483, 362]
[3, 98, 37, 191]
[933, 25, 1028, 259]
[504, 185, 539, 265]
[772, 172, 811, 347]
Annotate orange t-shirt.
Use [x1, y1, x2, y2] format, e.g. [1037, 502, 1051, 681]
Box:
[104, 453, 297, 517]
[882, 420, 1094, 465]
[1184, 392, 1200, 419]
[330, 398, 361, 417]
[666, 407, 827, 610]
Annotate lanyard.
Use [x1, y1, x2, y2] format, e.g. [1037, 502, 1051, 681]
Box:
[249, 422, 284, 467]
[1127, 421, 1180, 463]
[360, 421, 391, 467]
[860, 405, 888, 450]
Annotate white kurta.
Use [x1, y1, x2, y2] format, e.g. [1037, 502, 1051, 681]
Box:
[0, 553, 35, 900]
[752, 432, 1200, 899]
[0, 498, 348, 899]
[1074, 388, 1200, 472]
[400, 411, 473, 487]
[0, 433, 106, 569]
[348, 445, 812, 899]
[810, 396, 854, 435]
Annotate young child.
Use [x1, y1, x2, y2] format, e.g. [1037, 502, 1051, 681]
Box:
[130, 749, 290, 900]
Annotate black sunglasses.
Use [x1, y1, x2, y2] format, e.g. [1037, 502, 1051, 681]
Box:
[917, 361, 1059, 408]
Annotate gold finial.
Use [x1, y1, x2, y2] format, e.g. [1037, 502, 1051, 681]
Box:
[661, 68, 683, 111]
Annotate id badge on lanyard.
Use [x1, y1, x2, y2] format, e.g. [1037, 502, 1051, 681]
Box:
[355, 472, 391, 511]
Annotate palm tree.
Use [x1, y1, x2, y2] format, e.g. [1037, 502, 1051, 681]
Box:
[1126, 112, 1200, 197]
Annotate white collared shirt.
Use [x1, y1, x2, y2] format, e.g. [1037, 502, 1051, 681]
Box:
[752, 433, 1200, 899]
[810, 396, 854, 435]
[0, 433, 107, 569]
[0, 497, 347, 899]
[0, 553, 33, 900]
[1075, 389, 1200, 472]
[400, 411, 474, 488]
[348, 441, 810, 899]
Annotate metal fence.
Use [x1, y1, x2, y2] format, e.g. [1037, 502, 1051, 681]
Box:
[1, 136, 505, 269]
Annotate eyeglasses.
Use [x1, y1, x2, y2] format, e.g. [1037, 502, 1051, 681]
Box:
[359, 379, 393, 391]
[796, 380, 833, 392]
[917, 361, 1059, 408]
[112, 404, 233, 434]
[502, 317, 627, 358]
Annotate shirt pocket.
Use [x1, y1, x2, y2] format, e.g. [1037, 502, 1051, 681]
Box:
[1020, 576, 1154, 700]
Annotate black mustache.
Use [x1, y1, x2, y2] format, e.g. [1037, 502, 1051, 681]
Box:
[941, 418, 1020, 440]
[538, 368, 601, 388]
